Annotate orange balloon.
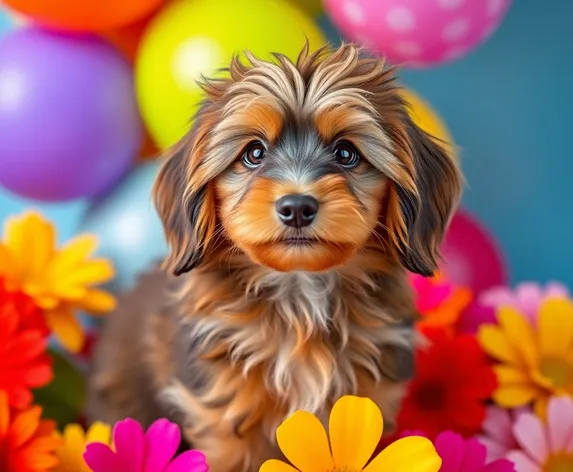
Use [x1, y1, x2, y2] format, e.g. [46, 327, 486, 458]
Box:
[4, 0, 165, 31]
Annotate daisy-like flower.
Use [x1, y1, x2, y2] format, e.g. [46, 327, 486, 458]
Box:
[83, 418, 208, 472]
[408, 272, 472, 333]
[0, 277, 48, 336]
[0, 391, 61, 471]
[403, 431, 515, 472]
[0, 298, 53, 409]
[460, 282, 569, 334]
[477, 406, 529, 462]
[478, 298, 573, 415]
[507, 396, 573, 472]
[53, 422, 111, 472]
[260, 395, 442, 472]
[396, 330, 497, 438]
[0, 212, 116, 353]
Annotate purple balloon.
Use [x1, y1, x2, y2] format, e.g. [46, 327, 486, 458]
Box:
[0, 28, 142, 201]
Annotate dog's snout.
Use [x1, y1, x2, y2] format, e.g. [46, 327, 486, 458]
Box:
[276, 194, 319, 228]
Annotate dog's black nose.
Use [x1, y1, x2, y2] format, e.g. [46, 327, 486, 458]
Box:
[276, 194, 319, 228]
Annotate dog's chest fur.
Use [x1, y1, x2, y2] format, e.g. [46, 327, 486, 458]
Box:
[156, 265, 415, 445]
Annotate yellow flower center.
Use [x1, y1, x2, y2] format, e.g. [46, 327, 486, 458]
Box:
[544, 453, 573, 472]
[331, 469, 361, 472]
[539, 357, 573, 389]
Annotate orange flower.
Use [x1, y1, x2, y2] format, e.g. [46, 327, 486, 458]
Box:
[0, 391, 61, 471]
[409, 272, 472, 333]
[0, 298, 53, 409]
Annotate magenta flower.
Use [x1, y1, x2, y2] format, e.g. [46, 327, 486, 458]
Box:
[458, 282, 569, 334]
[83, 418, 208, 472]
[434, 431, 515, 472]
[477, 406, 529, 462]
[403, 430, 515, 472]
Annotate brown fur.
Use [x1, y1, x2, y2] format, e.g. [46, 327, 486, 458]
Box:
[88, 43, 462, 472]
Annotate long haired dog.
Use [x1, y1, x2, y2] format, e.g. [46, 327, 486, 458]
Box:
[89, 43, 462, 472]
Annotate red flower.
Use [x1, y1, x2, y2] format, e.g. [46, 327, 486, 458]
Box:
[0, 298, 53, 409]
[0, 278, 49, 336]
[396, 330, 496, 438]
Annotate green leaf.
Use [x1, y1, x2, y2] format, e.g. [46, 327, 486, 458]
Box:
[34, 348, 86, 429]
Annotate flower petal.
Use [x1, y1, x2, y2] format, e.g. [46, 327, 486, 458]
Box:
[113, 419, 145, 471]
[433, 431, 464, 472]
[547, 396, 573, 453]
[259, 460, 300, 472]
[276, 410, 333, 472]
[329, 395, 382, 470]
[482, 407, 515, 446]
[44, 307, 85, 353]
[84, 443, 120, 472]
[497, 307, 537, 367]
[482, 459, 518, 472]
[76, 289, 117, 314]
[364, 436, 441, 472]
[538, 298, 573, 357]
[478, 325, 522, 366]
[505, 451, 541, 472]
[86, 422, 112, 445]
[512, 413, 548, 464]
[144, 419, 181, 472]
[460, 437, 487, 472]
[0, 391, 9, 435]
[46, 235, 98, 278]
[0, 243, 18, 279]
[493, 384, 537, 408]
[164, 450, 208, 472]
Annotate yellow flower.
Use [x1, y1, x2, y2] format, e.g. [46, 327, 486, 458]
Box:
[0, 211, 116, 352]
[478, 298, 573, 416]
[260, 395, 442, 472]
[53, 422, 112, 472]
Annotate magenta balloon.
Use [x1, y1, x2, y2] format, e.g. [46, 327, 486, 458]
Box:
[0, 28, 142, 201]
[441, 209, 508, 295]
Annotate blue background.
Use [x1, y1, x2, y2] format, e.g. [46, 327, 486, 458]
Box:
[0, 0, 571, 288]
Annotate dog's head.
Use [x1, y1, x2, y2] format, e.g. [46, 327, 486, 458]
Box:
[154, 43, 462, 276]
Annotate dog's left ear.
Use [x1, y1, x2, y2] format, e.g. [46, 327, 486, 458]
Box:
[386, 118, 462, 277]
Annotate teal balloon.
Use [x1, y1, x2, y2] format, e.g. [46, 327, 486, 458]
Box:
[80, 161, 167, 292]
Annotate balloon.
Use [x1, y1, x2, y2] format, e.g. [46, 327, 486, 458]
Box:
[0, 6, 15, 36]
[136, 0, 327, 149]
[323, 0, 512, 67]
[101, 4, 161, 62]
[441, 209, 508, 296]
[80, 161, 167, 292]
[0, 29, 142, 202]
[290, 0, 323, 16]
[4, 0, 164, 31]
[402, 89, 456, 159]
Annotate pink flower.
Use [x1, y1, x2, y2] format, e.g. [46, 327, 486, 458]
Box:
[403, 430, 515, 472]
[458, 282, 569, 334]
[507, 396, 573, 472]
[83, 418, 208, 472]
[477, 406, 529, 462]
[434, 431, 515, 472]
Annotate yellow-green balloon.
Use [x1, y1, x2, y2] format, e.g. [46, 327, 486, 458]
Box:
[136, 0, 327, 149]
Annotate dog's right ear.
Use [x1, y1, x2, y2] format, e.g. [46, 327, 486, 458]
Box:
[153, 108, 218, 276]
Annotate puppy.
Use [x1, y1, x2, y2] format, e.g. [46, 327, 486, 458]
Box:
[88, 43, 462, 472]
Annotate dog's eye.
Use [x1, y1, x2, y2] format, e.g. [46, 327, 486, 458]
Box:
[242, 141, 266, 168]
[334, 142, 360, 168]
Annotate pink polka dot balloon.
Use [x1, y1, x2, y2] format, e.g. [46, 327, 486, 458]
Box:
[323, 0, 512, 67]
